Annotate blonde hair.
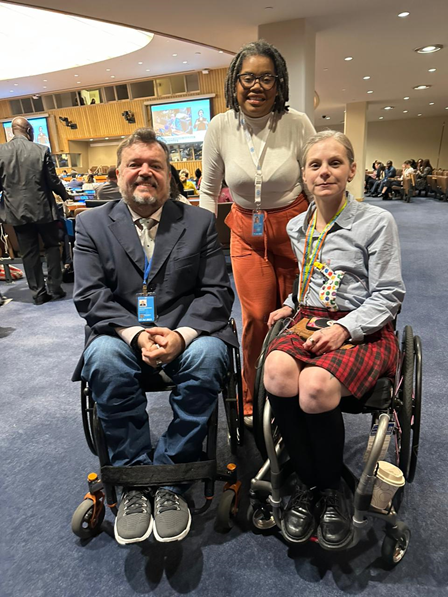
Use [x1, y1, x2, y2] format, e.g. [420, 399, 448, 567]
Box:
[302, 130, 355, 166]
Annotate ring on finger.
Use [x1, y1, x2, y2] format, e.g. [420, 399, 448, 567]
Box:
[156, 359, 162, 366]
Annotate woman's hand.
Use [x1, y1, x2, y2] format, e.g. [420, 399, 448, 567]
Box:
[267, 305, 294, 329]
[303, 323, 350, 355]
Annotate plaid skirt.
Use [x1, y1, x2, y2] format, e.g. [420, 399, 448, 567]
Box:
[267, 306, 398, 398]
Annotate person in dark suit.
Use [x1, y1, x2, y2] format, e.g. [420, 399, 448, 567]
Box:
[73, 128, 235, 546]
[0, 117, 68, 304]
[96, 166, 122, 200]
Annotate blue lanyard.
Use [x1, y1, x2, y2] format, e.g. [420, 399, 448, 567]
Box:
[143, 255, 152, 292]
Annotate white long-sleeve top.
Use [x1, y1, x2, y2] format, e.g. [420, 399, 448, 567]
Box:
[199, 108, 316, 214]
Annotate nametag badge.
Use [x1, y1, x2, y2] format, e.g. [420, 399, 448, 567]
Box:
[252, 211, 264, 236]
[137, 293, 156, 323]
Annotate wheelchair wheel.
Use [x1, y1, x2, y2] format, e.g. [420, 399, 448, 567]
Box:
[71, 498, 105, 539]
[215, 489, 237, 532]
[408, 335, 422, 482]
[253, 318, 286, 459]
[381, 522, 411, 567]
[397, 325, 414, 480]
[246, 503, 276, 532]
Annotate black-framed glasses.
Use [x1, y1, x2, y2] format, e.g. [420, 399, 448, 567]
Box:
[236, 73, 278, 90]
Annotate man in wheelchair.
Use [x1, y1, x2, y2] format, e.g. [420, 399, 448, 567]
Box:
[73, 128, 236, 545]
[263, 131, 405, 549]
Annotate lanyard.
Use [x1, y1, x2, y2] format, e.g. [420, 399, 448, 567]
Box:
[142, 255, 152, 295]
[241, 114, 273, 211]
[298, 201, 347, 304]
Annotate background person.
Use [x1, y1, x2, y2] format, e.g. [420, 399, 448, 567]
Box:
[73, 128, 235, 546]
[415, 159, 433, 193]
[200, 40, 315, 423]
[0, 117, 68, 305]
[96, 166, 122, 201]
[179, 169, 197, 193]
[264, 130, 405, 549]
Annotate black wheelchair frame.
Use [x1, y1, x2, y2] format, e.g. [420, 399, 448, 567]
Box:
[248, 318, 422, 567]
[71, 319, 244, 540]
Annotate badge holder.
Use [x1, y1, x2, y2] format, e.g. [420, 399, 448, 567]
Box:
[137, 291, 156, 323]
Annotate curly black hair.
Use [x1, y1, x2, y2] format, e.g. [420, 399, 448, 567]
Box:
[224, 40, 289, 114]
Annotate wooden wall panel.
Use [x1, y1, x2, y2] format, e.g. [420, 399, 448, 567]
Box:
[0, 100, 12, 119]
[198, 68, 227, 116]
[171, 161, 202, 178]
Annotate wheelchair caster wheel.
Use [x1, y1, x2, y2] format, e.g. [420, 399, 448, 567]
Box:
[381, 523, 410, 567]
[71, 498, 105, 539]
[215, 489, 237, 532]
[247, 503, 276, 532]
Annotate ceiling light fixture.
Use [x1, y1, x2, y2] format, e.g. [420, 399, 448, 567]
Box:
[172, 53, 177, 57]
[106, 69, 111, 72]
[413, 85, 430, 90]
[325, 116, 331, 120]
[43, 86, 47, 89]
[138, 61, 143, 65]
[43, 79, 47, 82]
[14, 83, 18, 86]
[428, 68, 436, 72]
[418, 113, 422, 116]
[9, 90, 13, 93]
[415, 45, 443, 54]
[344, 56, 353, 61]
[429, 102, 435, 105]
[404, 96, 410, 100]
[379, 117, 384, 120]
[183, 61, 188, 64]
[363, 76, 370, 80]
[74, 74, 79, 77]
[146, 69, 150, 72]
[219, 50, 224, 53]
[398, 11, 410, 17]
[403, 110, 408, 113]
[111, 75, 115, 78]
[383, 106, 394, 110]
[367, 90, 373, 94]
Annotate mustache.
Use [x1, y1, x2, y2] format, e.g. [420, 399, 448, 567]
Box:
[134, 177, 158, 189]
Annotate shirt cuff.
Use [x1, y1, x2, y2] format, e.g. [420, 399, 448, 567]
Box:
[175, 327, 199, 348]
[116, 325, 145, 346]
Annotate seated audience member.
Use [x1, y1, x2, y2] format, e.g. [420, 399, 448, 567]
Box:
[415, 159, 433, 193]
[218, 181, 233, 203]
[416, 158, 423, 173]
[82, 174, 96, 190]
[169, 165, 191, 205]
[73, 128, 235, 546]
[96, 167, 122, 201]
[263, 130, 405, 548]
[194, 168, 202, 190]
[381, 160, 414, 200]
[365, 162, 384, 194]
[179, 169, 197, 193]
[368, 160, 396, 196]
[67, 173, 83, 190]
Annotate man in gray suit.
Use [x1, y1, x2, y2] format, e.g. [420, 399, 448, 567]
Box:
[0, 117, 68, 304]
[73, 128, 235, 546]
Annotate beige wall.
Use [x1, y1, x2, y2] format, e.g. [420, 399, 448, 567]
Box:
[87, 143, 121, 169]
[68, 140, 90, 171]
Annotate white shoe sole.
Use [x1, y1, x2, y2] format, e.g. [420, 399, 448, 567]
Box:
[114, 516, 153, 545]
[153, 509, 192, 543]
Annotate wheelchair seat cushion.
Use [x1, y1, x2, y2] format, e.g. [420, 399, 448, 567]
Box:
[267, 306, 398, 399]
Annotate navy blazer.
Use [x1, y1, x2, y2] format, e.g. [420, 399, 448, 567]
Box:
[73, 199, 236, 373]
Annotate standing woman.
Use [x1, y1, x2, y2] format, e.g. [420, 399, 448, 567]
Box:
[200, 40, 315, 422]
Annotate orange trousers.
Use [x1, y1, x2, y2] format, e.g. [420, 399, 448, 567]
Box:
[225, 194, 308, 415]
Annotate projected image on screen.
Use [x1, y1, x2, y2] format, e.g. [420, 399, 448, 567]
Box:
[151, 98, 211, 145]
[3, 117, 52, 152]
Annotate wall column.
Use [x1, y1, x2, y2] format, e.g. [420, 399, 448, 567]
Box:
[258, 19, 315, 123]
[344, 102, 367, 200]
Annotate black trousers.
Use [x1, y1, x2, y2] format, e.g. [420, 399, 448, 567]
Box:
[14, 221, 62, 300]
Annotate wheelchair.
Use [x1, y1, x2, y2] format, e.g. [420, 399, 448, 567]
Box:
[248, 317, 422, 567]
[71, 319, 244, 540]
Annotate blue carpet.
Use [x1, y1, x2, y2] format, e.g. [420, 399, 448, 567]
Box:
[1, 194, 447, 596]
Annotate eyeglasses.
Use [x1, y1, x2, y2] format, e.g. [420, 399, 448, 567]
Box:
[236, 73, 278, 90]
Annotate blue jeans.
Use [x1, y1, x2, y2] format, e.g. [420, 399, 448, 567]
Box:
[82, 335, 229, 471]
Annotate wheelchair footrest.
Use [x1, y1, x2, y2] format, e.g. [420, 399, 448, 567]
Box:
[101, 460, 217, 487]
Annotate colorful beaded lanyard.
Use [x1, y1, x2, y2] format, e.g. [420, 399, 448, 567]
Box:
[298, 201, 347, 310]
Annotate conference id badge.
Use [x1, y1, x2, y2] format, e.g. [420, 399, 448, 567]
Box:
[252, 211, 264, 236]
[137, 293, 156, 323]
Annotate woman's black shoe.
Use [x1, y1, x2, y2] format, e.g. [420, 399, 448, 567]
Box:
[317, 489, 353, 550]
[281, 488, 317, 543]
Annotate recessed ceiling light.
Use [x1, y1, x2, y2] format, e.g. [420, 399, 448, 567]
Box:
[403, 110, 408, 113]
[146, 69, 150, 72]
[363, 76, 370, 80]
[77, 81, 81, 84]
[325, 116, 331, 120]
[404, 96, 410, 100]
[418, 113, 422, 116]
[43, 86, 47, 89]
[383, 106, 394, 110]
[183, 61, 188, 64]
[219, 50, 224, 53]
[9, 90, 13, 93]
[43, 79, 47, 82]
[89, 139, 93, 141]
[172, 53, 177, 57]
[367, 90, 374, 94]
[429, 102, 435, 105]
[14, 83, 18, 86]
[105, 137, 109, 140]
[121, 135, 125, 138]
[344, 56, 353, 61]
[413, 85, 430, 90]
[398, 11, 410, 17]
[428, 68, 436, 72]
[74, 74, 79, 77]
[138, 61, 143, 65]
[111, 75, 115, 78]
[415, 45, 443, 54]
[106, 68, 111, 72]
[379, 116, 384, 120]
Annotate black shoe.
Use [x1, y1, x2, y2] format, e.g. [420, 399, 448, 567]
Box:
[281, 487, 317, 543]
[33, 292, 52, 305]
[51, 288, 67, 300]
[317, 489, 353, 549]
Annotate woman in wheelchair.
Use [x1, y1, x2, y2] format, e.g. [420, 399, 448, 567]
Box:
[263, 130, 405, 549]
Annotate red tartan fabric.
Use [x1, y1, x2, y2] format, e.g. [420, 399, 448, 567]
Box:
[267, 306, 398, 398]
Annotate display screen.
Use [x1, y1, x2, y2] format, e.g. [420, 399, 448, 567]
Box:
[150, 98, 211, 145]
[3, 117, 52, 152]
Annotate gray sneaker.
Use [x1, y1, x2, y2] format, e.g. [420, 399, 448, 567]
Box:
[153, 489, 191, 542]
[114, 489, 153, 545]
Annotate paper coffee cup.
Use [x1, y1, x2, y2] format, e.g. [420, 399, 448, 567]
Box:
[371, 461, 405, 510]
